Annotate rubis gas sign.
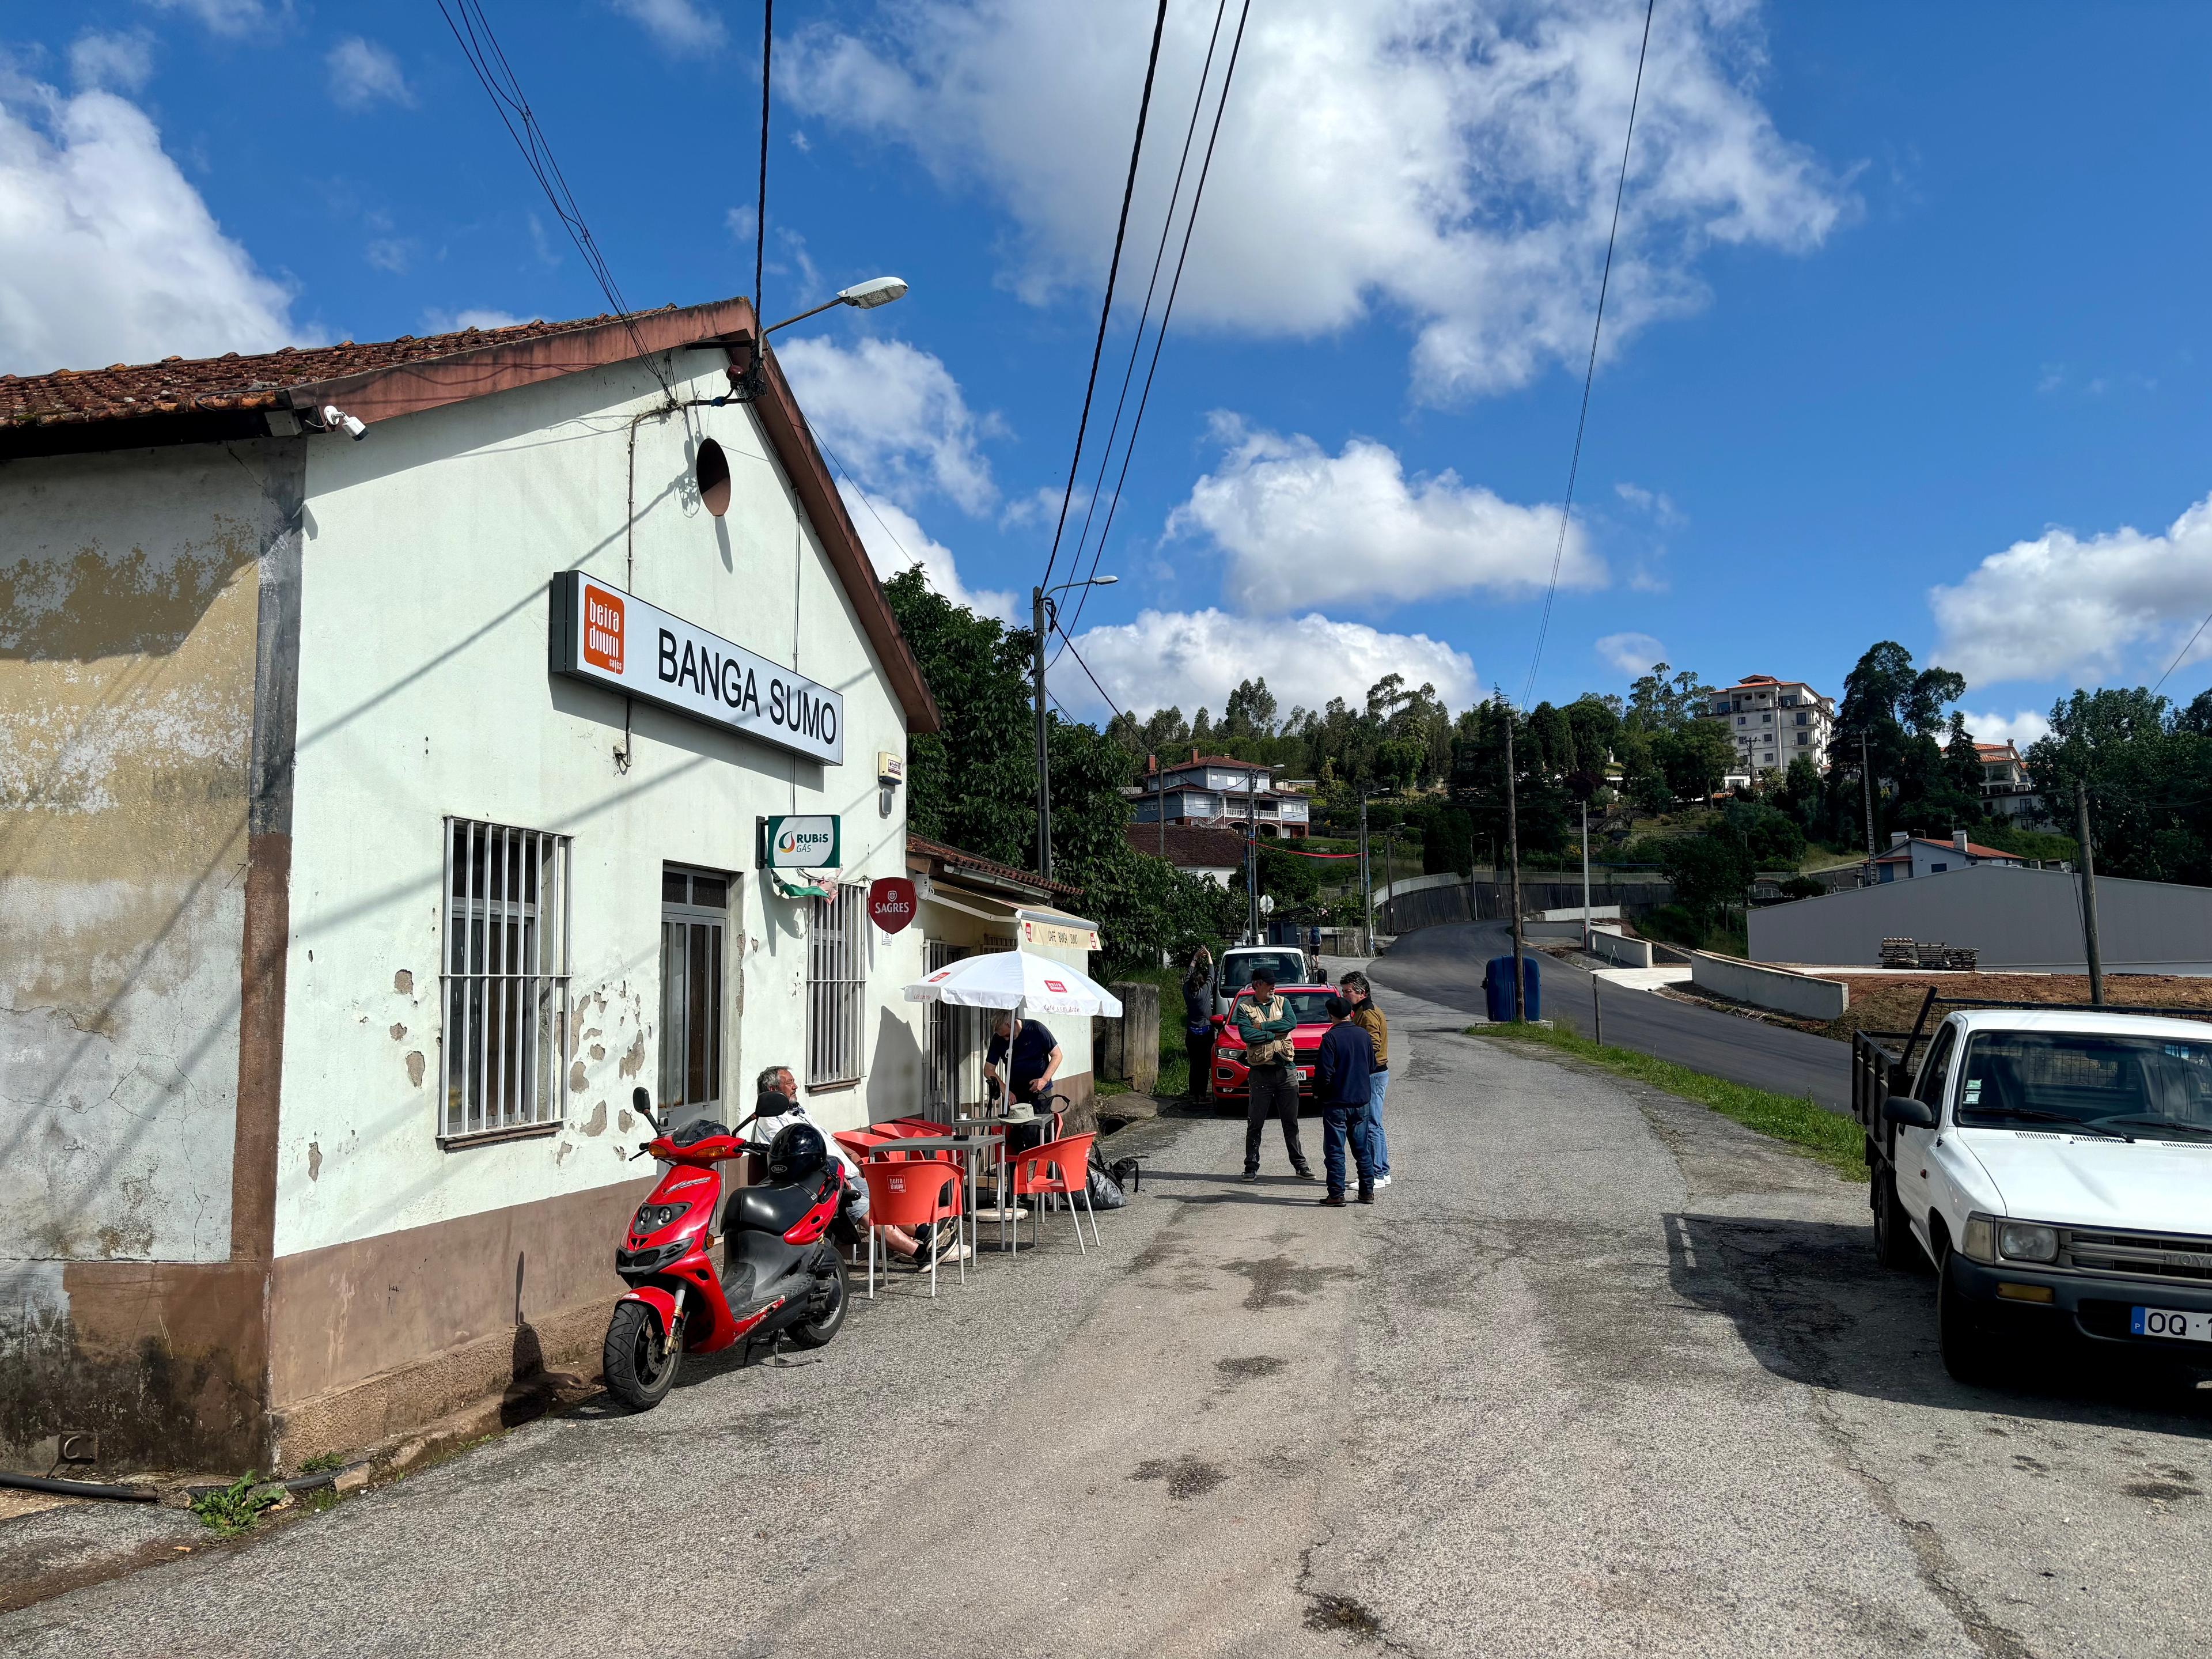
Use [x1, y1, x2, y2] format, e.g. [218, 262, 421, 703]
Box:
[868, 877, 917, 935]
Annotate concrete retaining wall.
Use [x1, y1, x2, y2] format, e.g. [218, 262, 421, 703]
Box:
[1537, 904, 1621, 922]
[1690, 952, 1849, 1020]
[1589, 928, 1654, 968]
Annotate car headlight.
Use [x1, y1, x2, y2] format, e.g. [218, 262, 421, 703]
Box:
[1961, 1213, 1997, 1264]
[1997, 1221, 2059, 1264]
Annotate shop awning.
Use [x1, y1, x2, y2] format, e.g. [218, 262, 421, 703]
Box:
[1016, 908, 1100, 952]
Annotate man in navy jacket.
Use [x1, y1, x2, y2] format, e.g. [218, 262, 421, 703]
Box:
[1312, 995, 1376, 1206]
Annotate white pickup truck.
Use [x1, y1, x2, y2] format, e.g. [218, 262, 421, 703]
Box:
[1852, 1006, 2212, 1385]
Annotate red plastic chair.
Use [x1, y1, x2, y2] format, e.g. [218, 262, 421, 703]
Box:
[857, 1157, 965, 1298]
[1002, 1132, 1100, 1255]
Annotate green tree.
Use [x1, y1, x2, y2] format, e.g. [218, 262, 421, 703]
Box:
[883, 568, 1033, 864]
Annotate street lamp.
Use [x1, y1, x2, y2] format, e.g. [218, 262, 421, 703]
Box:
[1032, 574, 1119, 881]
[762, 276, 910, 335]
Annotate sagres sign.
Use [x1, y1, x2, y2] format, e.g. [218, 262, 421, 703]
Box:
[550, 571, 844, 765]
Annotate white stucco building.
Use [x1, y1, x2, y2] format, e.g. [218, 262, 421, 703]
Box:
[0, 298, 1066, 1471]
[1703, 673, 1836, 778]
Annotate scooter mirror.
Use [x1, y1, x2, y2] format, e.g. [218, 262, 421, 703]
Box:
[631, 1085, 650, 1113]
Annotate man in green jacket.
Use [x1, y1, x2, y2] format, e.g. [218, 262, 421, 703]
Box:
[1236, 969, 1313, 1182]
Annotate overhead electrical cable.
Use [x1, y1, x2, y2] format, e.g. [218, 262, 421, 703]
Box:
[2151, 604, 2212, 699]
[1053, 0, 1253, 659]
[1036, 0, 1175, 594]
[1518, 0, 1656, 710]
[435, 0, 675, 400]
[1060, 0, 1232, 599]
[755, 0, 773, 324]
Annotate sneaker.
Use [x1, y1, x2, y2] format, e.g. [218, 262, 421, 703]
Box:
[1317, 1192, 1346, 1207]
[1376, 1174, 1392, 1188]
[1357, 1189, 1376, 1205]
[1294, 1167, 1317, 1181]
[1241, 1170, 1260, 1183]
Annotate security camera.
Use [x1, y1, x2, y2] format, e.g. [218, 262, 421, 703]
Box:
[321, 404, 367, 441]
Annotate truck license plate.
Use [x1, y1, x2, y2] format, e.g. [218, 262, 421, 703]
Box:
[2131, 1306, 2212, 1343]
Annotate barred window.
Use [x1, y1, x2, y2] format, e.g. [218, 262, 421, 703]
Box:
[441, 819, 571, 1141]
[805, 882, 866, 1088]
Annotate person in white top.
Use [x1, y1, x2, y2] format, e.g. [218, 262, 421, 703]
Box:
[748, 1066, 962, 1270]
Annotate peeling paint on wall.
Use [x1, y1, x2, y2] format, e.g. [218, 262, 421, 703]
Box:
[0, 444, 296, 1269]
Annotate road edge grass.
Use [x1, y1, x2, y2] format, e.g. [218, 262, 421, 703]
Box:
[1472, 1021, 1867, 1181]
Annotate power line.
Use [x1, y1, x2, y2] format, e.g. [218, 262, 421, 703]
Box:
[755, 0, 772, 323]
[2151, 604, 2212, 698]
[1050, 622, 1132, 726]
[435, 0, 674, 400]
[1055, 0, 1253, 658]
[1060, 0, 1232, 606]
[1520, 0, 1656, 710]
[1036, 0, 1174, 595]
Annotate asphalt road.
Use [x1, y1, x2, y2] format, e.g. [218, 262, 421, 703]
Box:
[1373, 919, 1856, 1110]
[6, 992, 2207, 1657]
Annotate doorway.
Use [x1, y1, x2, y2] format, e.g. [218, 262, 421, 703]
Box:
[660, 866, 732, 1124]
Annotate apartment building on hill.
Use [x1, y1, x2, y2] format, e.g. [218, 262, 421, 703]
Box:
[1704, 674, 1836, 779]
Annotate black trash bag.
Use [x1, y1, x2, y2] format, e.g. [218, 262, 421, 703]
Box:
[1109, 1157, 1142, 1193]
[1085, 1142, 1127, 1210]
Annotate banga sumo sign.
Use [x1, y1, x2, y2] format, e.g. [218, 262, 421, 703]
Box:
[868, 877, 918, 935]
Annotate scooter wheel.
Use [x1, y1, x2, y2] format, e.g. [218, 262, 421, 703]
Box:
[787, 1250, 850, 1350]
[603, 1300, 680, 1410]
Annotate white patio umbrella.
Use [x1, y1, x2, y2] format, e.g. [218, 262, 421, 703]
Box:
[903, 950, 1123, 1017]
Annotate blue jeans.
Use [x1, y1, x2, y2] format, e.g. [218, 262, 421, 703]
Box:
[1364, 1069, 1391, 1178]
[1321, 1104, 1374, 1198]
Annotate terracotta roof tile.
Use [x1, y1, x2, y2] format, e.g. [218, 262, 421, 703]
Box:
[1, 311, 649, 427]
[906, 833, 1078, 897]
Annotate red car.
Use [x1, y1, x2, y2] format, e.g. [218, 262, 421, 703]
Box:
[1210, 985, 1338, 1107]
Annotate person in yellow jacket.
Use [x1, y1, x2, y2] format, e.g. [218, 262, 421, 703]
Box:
[1340, 970, 1391, 1188]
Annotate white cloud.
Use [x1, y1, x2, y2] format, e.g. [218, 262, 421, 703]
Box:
[611, 0, 726, 51]
[1929, 492, 2212, 687]
[1595, 630, 1665, 676]
[327, 37, 412, 112]
[365, 237, 411, 274]
[1056, 607, 1478, 720]
[1961, 710, 2051, 750]
[1169, 418, 1600, 613]
[778, 335, 1002, 515]
[140, 0, 285, 39]
[0, 77, 298, 373]
[70, 31, 155, 93]
[836, 483, 1016, 623]
[725, 204, 756, 241]
[786, 0, 1847, 401]
[1613, 479, 1683, 525]
[422, 308, 524, 334]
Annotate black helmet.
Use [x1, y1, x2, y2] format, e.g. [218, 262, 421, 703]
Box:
[767, 1122, 829, 1187]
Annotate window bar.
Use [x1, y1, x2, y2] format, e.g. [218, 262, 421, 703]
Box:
[441, 820, 456, 1137]
[555, 835, 569, 1119]
[463, 819, 479, 1135]
[525, 828, 539, 1125]
[488, 827, 503, 1127]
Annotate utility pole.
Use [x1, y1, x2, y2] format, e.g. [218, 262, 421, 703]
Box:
[1506, 707, 1526, 1022]
[1359, 789, 1373, 955]
[1153, 754, 1165, 858]
[1032, 585, 1051, 881]
[1581, 797, 1592, 952]
[1858, 730, 1877, 862]
[2075, 782, 2105, 1006]
[1245, 766, 1259, 945]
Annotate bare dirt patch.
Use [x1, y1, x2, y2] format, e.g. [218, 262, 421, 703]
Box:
[1815, 974, 2212, 1043]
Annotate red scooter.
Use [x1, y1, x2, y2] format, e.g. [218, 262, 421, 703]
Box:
[602, 1087, 850, 1411]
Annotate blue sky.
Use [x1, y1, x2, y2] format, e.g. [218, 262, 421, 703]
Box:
[7, 1, 2212, 748]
